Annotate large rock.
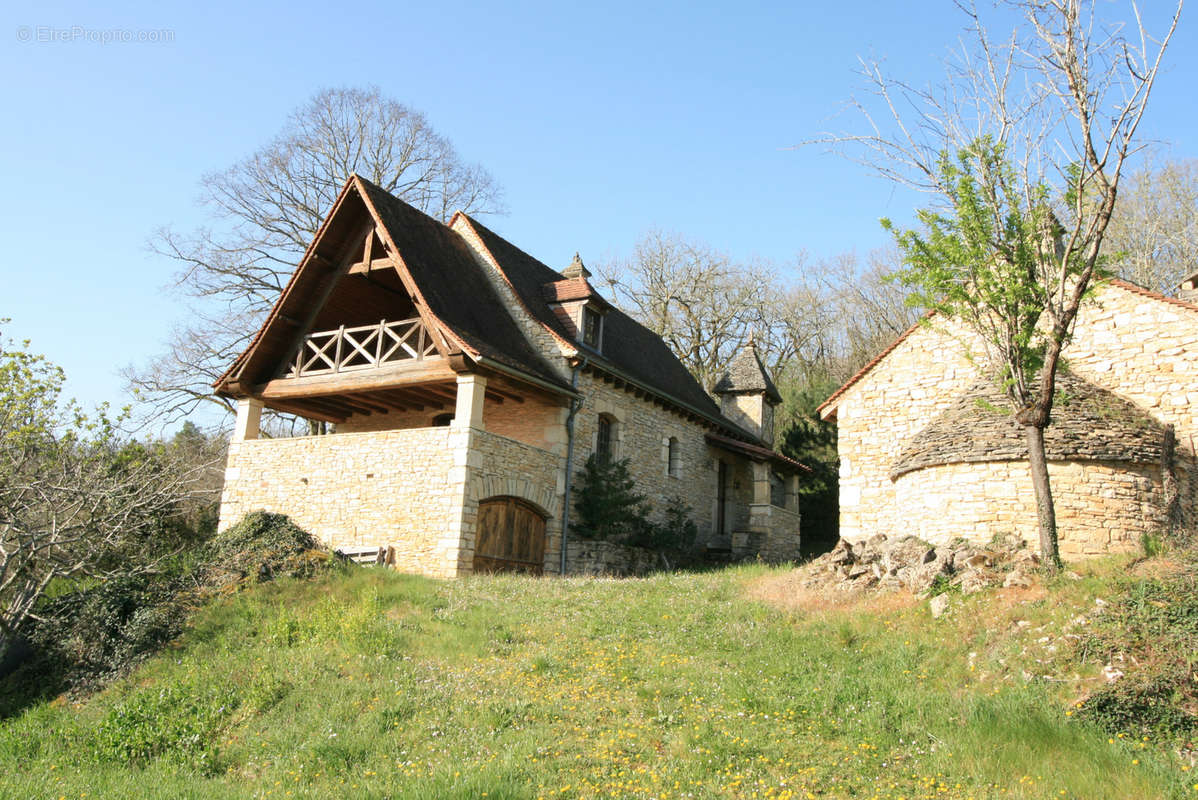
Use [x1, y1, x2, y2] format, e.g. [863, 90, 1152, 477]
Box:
[882, 536, 936, 574]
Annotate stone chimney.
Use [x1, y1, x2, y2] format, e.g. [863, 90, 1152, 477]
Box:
[712, 336, 782, 444]
[1178, 271, 1198, 304]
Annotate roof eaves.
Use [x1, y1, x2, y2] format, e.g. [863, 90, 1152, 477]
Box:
[705, 432, 811, 473]
[213, 175, 363, 394]
[580, 355, 750, 439]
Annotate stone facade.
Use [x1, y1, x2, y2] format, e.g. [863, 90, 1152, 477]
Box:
[891, 460, 1162, 558]
[564, 539, 665, 577]
[219, 428, 461, 577]
[826, 281, 1196, 555]
[219, 423, 563, 578]
[570, 373, 800, 558]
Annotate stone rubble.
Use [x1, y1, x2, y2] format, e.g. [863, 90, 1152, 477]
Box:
[797, 533, 1043, 609]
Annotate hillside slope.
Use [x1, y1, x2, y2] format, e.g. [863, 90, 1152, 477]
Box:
[0, 558, 1194, 799]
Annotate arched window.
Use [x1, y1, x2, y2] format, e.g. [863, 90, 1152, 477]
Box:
[431, 413, 454, 427]
[596, 415, 614, 464]
[667, 437, 681, 478]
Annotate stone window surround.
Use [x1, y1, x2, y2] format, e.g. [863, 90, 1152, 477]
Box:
[664, 435, 681, 478]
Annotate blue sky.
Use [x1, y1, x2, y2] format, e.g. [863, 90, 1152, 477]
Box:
[2, 0, 1194, 424]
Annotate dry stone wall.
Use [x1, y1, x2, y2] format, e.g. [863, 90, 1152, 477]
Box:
[832, 281, 1196, 554]
[891, 459, 1161, 558]
[219, 428, 461, 576]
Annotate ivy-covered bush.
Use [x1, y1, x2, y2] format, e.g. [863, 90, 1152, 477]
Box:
[3, 512, 332, 712]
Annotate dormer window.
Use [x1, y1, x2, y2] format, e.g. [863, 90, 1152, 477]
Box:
[582, 306, 603, 349]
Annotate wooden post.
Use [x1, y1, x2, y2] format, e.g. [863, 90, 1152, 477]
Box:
[334, 325, 345, 373]
[453, 374, 487, 430]
[233, 398, 264, 441]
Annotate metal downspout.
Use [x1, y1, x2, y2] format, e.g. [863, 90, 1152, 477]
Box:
[559, 357, 587, 575]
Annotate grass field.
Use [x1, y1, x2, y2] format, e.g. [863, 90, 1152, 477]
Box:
[1, 559, 1194, 799]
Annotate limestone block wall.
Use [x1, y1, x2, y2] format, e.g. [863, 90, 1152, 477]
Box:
[573, 373, 725, 548]
[831, 281, 1198, 555]
[460, 429, 564, 574]
[720, 394, 773, 443]
[753, 504, 803, 562]
[891, 460, 1161, 557]
[833, 318, 980, 544]
[565, 539, 664, 577]
[218, 428, 461, 577]
[1066, 283, 1198, 531]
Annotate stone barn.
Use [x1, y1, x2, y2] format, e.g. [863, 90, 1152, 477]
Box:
[817, 279, 1198, 559]
[215, 175, 805, 577]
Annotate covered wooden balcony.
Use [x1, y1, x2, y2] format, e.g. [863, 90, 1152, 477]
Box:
[286, 317, 439, 379]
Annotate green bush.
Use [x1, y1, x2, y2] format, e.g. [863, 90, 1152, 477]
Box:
[1073, 555, 1198, 741]
[573, 455, 650, 542]
[574, 455, 696, 552]
[91, 682, 238, 770]
[206, 510, 328, 582]
[3, 512, 331, 714]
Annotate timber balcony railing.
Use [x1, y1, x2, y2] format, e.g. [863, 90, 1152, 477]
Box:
[286, 317, 440, 378]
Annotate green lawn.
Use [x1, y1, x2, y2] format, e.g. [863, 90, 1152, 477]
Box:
[1, 561, 1193, 799]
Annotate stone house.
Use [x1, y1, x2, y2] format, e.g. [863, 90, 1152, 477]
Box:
[817, 278, 1198, 559]
[215, 175, 804, 577]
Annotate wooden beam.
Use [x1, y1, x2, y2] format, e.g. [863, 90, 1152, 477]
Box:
[347, 257, 396, 275]
[259, 358, 457, 399]
[263, 399, 346, 424]
[341, 394, 390, 415]
[407, 385, 457, 403]
[300, 395, 373, 417]
[361, 393, 415, 412]
[483, 389, 505, 405]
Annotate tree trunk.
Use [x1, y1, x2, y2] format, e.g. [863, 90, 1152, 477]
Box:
[1024, 424, 1061, 570]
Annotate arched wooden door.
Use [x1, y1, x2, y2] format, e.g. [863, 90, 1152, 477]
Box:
[473, 497, 547, 575]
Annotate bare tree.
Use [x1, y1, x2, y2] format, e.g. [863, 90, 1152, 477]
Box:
[597, 230, 778, 391]
[126, 86, 505, 423]
[817, 0, 1181, 566]
[1104, 155, 1198, 294]
[1, 328, 201, 658]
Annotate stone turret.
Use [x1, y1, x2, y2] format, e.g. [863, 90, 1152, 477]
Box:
[713, 337, 782, 443]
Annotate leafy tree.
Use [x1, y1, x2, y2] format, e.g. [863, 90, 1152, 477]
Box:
[821, 0, 1180, 568]
[126, 86, 505, 425]
[0, 326, 195, 659]
[777, 377, 840, 554]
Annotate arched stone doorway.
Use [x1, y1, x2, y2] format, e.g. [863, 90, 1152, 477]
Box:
[473, 496, 547, 575]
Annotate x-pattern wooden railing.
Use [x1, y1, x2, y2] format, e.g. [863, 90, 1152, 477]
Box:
[287, 317, 439, 378]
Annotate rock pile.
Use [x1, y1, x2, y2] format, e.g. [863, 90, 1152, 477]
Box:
[797, 533, 1041, 612]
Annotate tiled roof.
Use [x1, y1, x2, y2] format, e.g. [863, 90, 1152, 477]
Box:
[542, 276, 611, 306]
[459, 215, 727, 420]
[705, 433, 811, 473]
